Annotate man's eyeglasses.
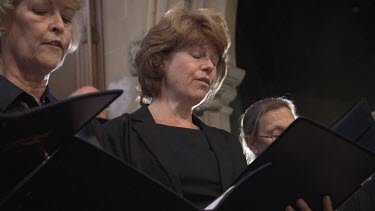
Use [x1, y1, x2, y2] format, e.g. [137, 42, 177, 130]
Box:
[256, 135, 280, 141]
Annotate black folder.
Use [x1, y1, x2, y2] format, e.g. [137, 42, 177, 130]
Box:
[0, 90, 123, 205]
[0, 89, 123, 149]
[330, 98, 375, 211]
[0, 89, 199, 210]
[0, 138, 199, 210]
[331, 98, 375, 153]
[206, 117, 375, 211]
[3, 94, 375, 211]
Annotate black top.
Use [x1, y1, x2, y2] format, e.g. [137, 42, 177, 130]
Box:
[0, 75, 56, 113]
[101, 106, 247, 210]
[0, 75, 103, 147]
[0, 75, 58, 209]
[157, 124, 221, 208]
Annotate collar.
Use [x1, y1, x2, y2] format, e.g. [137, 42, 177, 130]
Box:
[0, 75, 24, 111]
[0, 75, 57, 112]
[131, 105, 209, 128]
[130, 105, 155, 122]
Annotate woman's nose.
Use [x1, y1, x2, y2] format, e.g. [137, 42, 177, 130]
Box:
[202, 57, 215, 73]
[49, 13, 65, 34]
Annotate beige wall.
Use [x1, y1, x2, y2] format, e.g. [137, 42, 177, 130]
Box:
[102, 0, 150, 118]
[102, 0, 188, 118]
[103, 0, 148, 82]
[102, 0, 184, 83]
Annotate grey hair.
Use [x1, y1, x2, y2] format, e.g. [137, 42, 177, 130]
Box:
[239, 97, 298, 164]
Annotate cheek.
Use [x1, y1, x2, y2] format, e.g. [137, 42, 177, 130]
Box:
[18, 27, 43, 50]
[259, 138, 273, 147]
[11, 32, 38, 55]
[256, 141, 271, 155]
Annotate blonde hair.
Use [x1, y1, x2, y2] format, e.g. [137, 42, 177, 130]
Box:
[0, 0, 83, 53]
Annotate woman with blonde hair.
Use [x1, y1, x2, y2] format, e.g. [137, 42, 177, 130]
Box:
[0, 0, 82, 112]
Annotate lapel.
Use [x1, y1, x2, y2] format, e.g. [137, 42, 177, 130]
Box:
[131, 106, 183, 194]
[193, 116, 233, 191]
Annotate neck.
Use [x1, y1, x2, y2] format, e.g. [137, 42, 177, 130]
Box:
[0, 57, 49, 105]
[148, 98, 199, 130]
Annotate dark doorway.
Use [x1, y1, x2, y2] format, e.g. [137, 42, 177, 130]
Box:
[231, 0, 375, 132]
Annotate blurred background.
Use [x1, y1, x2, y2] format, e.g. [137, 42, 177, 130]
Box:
[231, 0, 375, 131]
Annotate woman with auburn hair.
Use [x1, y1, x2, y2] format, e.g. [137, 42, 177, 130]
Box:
[103, 6, 242, 209]
[103, 6, 333, 211]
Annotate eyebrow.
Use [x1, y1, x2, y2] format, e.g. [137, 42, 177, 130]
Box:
[28, 0, 77, 11]
[265, 125, 287, 133]
[27, 0, 52, 7]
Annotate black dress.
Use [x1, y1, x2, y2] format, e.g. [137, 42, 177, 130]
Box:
[157, 124, 222, 208]
[102, 106, 247, 209]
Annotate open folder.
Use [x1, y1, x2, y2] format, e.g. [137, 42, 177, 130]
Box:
[0, 89, 199, 210]
[0, 90, 123, 205]
[0, 136, 200, 210]
[206, 117, 375, 211]
[0, 89, 123, 150]
[330, 98, 375, 211]
[331, 98, 375, 153]
[2, 93, 375, 210]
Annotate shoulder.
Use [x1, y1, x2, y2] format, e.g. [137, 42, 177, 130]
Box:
[100, 113, 133, 158]
[198, 120, 237, 143]
[104, 112, 131, 126]
[103, 106, 152, 130]
[208, 126, 235, 137]
[102, 112, 134, 139]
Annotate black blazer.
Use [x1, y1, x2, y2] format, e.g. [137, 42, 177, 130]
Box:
[102, 106, 247, 196]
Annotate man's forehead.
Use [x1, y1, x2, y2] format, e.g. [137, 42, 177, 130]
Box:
[259, 108, 295, 128]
